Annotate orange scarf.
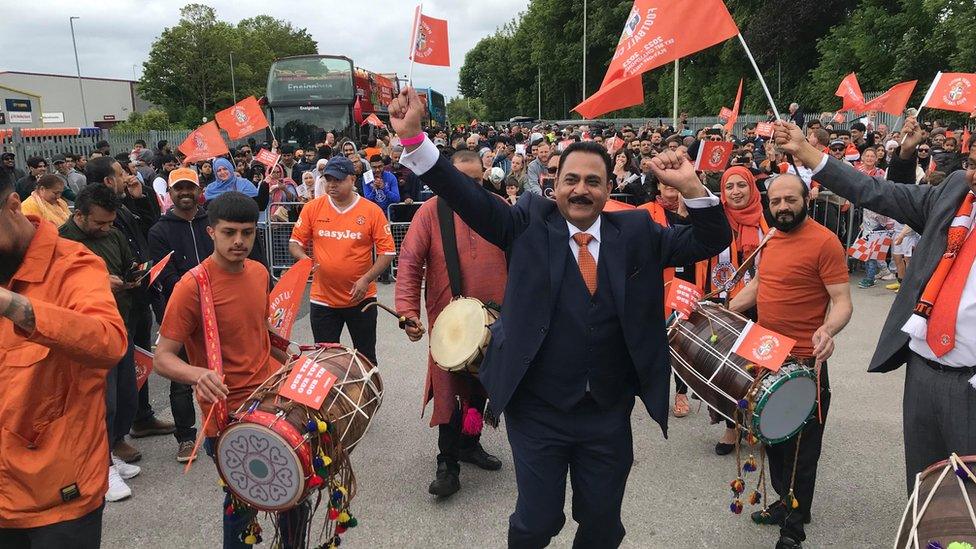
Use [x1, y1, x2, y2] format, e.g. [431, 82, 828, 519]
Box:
[720, 167, 764, 256]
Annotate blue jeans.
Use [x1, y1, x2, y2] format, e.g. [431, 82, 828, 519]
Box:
[862, 259, 879, 283]
[204, 439, 311, 549]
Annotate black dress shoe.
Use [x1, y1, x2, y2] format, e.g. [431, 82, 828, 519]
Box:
[715, 442, 735, 456]
[458, 444, 502, 471]
[775, 535, 802, 549]
[428, 462, 460, 497]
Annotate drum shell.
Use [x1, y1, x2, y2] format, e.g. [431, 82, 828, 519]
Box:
[310, 346, 384, 452]
[895, 456, 976, 548]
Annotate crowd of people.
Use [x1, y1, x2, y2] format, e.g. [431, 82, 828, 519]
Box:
[1, 80, 974, 548]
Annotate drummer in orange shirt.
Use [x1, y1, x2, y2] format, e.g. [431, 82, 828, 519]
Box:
[0, 176, 128, 547]
[730, 174, 852, 549]
[289, 156, 396, 365]
[153, 192, 301, 548]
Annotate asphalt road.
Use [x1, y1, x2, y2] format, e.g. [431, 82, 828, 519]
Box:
[102, 277, 908, 548]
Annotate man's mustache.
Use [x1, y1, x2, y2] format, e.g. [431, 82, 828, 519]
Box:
[569, 196, 593, 205]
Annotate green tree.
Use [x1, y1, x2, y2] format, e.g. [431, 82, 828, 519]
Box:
[447, 97, 488, 125]
[111, 109, 184, 132]
[139, 4, 317, 127]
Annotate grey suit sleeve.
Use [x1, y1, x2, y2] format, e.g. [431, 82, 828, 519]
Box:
[814, 156, 936, 233]
[524, 162, 543, 195]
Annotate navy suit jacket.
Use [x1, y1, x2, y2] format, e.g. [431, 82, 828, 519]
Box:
[418, 154, 731, 434]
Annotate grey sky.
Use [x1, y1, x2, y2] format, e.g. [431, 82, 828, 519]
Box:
[0, 1, 529, 99]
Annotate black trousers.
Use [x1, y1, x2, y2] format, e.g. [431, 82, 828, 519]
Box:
[309, 298, 378, 365]
[436, 396, 485, 467]
[0, 504, 103, 549]
[766, 363, 831, 543]
[505, 393, 634, 549]
[106, 342, 137, 448]
[133, 304, 197, 443]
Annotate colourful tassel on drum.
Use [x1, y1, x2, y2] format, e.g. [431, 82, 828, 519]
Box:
[947, 543, 975, 549]
[955, 465, 968, 479]
[748, 490, 762, 505]
[308, 474, 324, 489]
[317, 419, 328, 434]
[737, 399, 749, 410]
[788, 491, 799, 509]
[328, 507, 340, 521]
[461, 406, 484, 436]
[729, 499, 743, 514]
[306, 419, 318, 433]
[927, 543, 943, 549]
[729, 478, 744, 495]
[743, 455, 757, 473]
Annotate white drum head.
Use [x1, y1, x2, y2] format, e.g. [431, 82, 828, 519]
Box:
[430, 298, 487, 369]
[757, 375, 817, 442]
[217, 423, 305, 510]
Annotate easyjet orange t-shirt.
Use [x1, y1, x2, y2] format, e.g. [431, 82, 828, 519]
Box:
[290, 195, 396, 308]
[756, 220, 849, 357]
[159, 257, 276, 435]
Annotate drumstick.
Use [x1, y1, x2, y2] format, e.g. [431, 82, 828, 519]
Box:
[703, 228, 778, 301]
[183, 386, 225, 474]
[360, 301, 419, 329]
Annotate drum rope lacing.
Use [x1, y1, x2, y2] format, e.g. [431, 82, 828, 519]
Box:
[895, 453, 976, 549]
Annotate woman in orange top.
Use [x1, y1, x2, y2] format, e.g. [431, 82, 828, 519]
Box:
[20, 174, 71, 226]
[697, 166, 769, 455]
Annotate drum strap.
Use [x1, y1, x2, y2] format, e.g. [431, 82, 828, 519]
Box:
[437, 197, 464, 298]
[190, 264, 229, 432]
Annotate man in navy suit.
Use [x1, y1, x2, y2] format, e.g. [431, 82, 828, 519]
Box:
[391, 87, 731, 548]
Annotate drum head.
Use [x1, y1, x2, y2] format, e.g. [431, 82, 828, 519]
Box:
[754, 372, 817, 444]
[216, 423, 306, 511]
[430, 298, 487, 369]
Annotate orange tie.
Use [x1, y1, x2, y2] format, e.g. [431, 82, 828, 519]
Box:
[573, 232, 598, 295]
[927, 226, 976, 356]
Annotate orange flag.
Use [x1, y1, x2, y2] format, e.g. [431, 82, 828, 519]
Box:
[724, 78, 743, 133]
[178, 121, 229, 163]
[835, 72, 866, 113]
[362, 113, 386, 128]
[268, 258, 314, 340]
[410, 8, 450, 67]
[574, 0, 739, 118]
[731, 320, 797, 373]
[215, 96, 269, 140]
[133, 345, 154, 390]
[921, 72, 976, 113]
[146, 251, 173, 286]
[864, 80, 918, 116]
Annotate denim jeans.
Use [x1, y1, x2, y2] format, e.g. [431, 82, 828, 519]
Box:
[106, 342, 137, 448]
[862, 259, 879, 283]
[204, 439, 310, 549]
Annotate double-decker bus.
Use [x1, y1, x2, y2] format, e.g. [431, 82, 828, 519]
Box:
[265, 55, 356, 146]
[414, 87, 447, 128]
[354, 68, 399, 126]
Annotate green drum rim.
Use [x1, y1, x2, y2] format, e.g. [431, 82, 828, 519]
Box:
[751, 367, 817, 445]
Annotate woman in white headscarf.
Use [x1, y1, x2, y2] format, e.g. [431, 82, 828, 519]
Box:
[313, 158, 329, 198]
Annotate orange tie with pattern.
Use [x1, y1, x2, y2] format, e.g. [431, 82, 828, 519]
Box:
[573, 232, 597, 295]
[927, 226, 976, 356]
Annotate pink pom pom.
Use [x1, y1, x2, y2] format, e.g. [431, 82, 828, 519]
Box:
[461, 406, 483, 436]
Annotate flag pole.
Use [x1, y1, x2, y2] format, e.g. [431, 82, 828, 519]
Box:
[900, 72, 939, 144]
[672, 60, 679, 129]
[736, 33, 780, 120]
[407, 2, 423, 86]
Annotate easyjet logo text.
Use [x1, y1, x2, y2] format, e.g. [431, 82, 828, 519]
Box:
[317, 229, 364, 240]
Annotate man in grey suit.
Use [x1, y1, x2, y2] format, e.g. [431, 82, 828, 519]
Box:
[773, 117, 976, 491]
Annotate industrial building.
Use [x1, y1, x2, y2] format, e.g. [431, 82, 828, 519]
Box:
[0, 71, 155, 129]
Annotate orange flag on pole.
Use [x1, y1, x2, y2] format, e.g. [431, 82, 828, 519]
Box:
[574, 0, 739, 119]
[215, 96, 269, 140]
[410, 8, 450, 67]
[362, 113, 386, 128]
[835, 73, 866, 113]
[268, 258, 314, 340]
[724, 78, 743, 133]
[178, 121, 229, 163]
[921, 72, 976, 113]
[863, 80, 918, 116]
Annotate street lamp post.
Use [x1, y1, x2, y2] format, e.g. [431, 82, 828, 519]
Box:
[69, 17, 89, 126]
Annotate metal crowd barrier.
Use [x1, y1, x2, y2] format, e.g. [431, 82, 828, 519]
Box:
[265, 201, 308, 281]
[808, 190, 862, 272]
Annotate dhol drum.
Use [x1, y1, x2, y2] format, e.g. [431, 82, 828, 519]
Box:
[668, 302, 817, 445]
[430, 297, 499, 374]
[895, 454, 976, 549]
[215, 344, 383, 512]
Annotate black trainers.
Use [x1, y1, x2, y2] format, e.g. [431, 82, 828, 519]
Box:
[752, 501, 787, 525]
[428, 461, 460, 497]
[776, 535, 802, 549]
[458, 444, 502, 471]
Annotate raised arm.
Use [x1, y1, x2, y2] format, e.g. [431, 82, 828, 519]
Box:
[392, 86, 523, 249]
[647, 150, 732, 267]
[773, 119, 936, 233]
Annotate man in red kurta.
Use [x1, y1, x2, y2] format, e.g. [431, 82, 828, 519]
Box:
[395, 149, 508, 497]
